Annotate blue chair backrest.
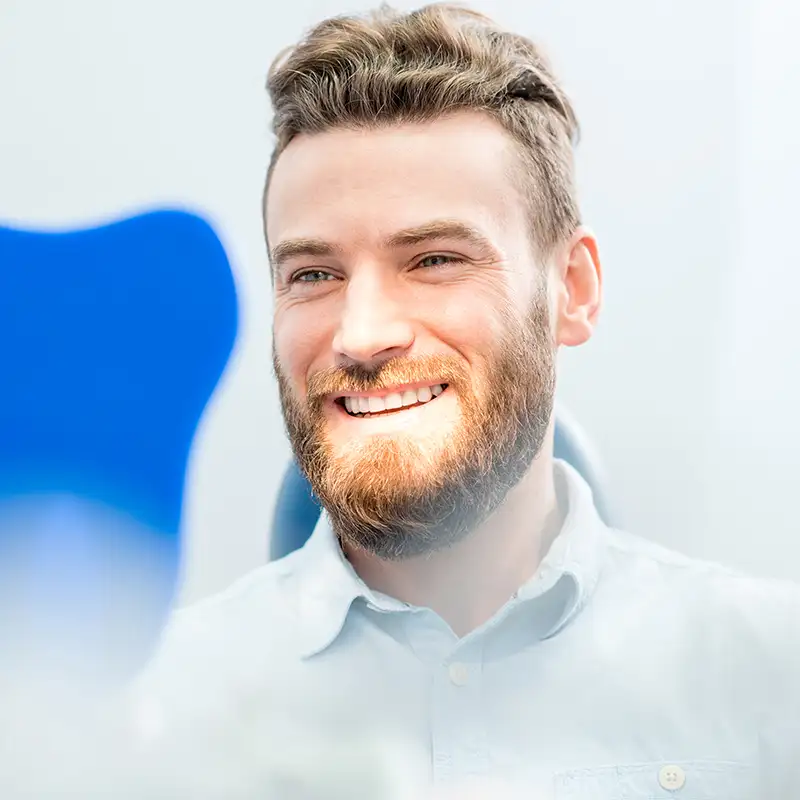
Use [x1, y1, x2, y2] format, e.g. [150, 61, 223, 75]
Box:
[270, 408, 615, 561]
[0, 209, 238, 690]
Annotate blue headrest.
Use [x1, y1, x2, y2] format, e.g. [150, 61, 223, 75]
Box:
[270, 409, 614, 561]
[0, 209, 238, 689]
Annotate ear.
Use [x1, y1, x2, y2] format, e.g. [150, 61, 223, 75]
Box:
[552, 226, 602, 348]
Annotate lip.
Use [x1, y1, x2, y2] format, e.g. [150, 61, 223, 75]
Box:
[330, 380, 448, 402]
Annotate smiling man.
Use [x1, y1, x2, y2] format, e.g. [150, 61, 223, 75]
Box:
[134, 4, 800, 798]
[268, 107, 579, 631]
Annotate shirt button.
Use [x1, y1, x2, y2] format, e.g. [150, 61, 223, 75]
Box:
[658, 764, 686, 791]
[448, 662, 469, 686]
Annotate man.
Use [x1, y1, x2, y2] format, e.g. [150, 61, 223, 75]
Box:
[133, 4, 800, 797]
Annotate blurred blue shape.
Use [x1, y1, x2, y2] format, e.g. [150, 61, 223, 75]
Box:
[0, 210, 238, 690]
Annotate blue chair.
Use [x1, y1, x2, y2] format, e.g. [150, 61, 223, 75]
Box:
[0, 209, 237, 691]
[270, 407, 615, 560]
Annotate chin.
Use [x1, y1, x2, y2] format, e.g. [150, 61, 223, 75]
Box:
[332, 429, 449, 469]
[324, 435, 449, 496]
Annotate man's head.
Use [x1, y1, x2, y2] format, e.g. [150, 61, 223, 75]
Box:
[266, 3, 601, 559]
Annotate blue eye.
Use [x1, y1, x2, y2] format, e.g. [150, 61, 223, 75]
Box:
[291, 270, 333, 284]
[418, 254, 460, 269]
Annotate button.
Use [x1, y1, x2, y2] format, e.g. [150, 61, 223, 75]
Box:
[447, 662, 469, 686]
[658, 765, 686, 792]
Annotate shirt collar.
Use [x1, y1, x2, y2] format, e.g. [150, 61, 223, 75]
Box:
[288, 459, 609, 658]
[289, 512, 379, 658]
[513, 459, 608, 638]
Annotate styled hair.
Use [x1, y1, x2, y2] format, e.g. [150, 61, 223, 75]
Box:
[264, 3, 580, 256]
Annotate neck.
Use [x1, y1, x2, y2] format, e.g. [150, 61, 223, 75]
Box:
[343, 448, 561, 638]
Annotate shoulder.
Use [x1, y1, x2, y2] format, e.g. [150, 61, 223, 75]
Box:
[154, 546, 314, 658]
[599, 527, 800, 662]
[603, 526, 800, 598]
[596, 528, 800, 742]
[123, 554, 345, 788]
[130, 552, 308, 717]
[165, 552, 302, 642]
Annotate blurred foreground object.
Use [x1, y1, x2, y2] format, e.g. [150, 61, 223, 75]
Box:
[0, 210, 237, 699]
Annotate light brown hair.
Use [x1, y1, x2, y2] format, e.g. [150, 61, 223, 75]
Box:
[264, 2, 580, 257]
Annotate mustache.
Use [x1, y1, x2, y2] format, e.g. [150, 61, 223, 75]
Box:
[305, 355, 467, 401]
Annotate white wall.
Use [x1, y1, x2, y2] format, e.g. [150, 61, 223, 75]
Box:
[710, 0, 800, 579]
[1, 0, 797, 603]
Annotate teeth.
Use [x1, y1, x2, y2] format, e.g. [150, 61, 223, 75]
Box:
[343, 384, 446, 416]
[384, 393, 403, 410]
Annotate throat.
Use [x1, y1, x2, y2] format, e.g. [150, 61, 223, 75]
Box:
[342, 459, 562, 637]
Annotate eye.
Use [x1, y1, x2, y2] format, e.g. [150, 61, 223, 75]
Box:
[416, 254, 463, 269]
[290, 269, 335, 285]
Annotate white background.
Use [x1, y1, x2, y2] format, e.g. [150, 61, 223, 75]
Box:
[1, 0, 798, 604]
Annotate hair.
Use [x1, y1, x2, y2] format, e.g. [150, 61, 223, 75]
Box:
[263, 2, 581, 257]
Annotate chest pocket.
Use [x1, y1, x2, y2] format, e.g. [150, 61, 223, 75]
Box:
[554, 761, 755, 800]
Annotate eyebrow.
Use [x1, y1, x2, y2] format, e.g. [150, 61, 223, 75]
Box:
[383, 220, 496, 252]
[270, 219, 496, 273]
[270, 238, 340, 272]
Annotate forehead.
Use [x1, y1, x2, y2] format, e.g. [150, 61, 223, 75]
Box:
[265, 112, 528, 249]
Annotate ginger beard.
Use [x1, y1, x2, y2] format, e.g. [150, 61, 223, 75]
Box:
[274, 299, 555, 560]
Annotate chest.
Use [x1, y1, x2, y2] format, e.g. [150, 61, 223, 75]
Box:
[266, 635, 763, 799]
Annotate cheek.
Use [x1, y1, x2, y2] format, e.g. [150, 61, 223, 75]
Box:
[273, 304, 332, 386]
[432, 291, 511, 351]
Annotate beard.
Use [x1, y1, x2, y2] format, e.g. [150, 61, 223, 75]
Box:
[273, 296, 555, 561]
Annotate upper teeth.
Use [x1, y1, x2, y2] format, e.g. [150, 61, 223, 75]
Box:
[343, 384, 445, 415]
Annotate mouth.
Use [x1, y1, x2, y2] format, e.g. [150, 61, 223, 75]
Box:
[334, 383, 448, 418]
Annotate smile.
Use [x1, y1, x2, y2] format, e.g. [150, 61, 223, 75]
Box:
[336, 383, 447, 417]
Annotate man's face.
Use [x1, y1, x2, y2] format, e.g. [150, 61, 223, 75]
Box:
[267, 112, 557, 559]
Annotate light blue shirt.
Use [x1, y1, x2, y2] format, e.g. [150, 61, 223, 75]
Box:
[132, 461, 800, 798]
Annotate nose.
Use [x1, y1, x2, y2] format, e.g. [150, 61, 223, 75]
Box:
[331, 269, 415, 367]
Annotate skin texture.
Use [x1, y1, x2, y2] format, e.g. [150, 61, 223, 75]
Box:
[268, 111, 601, 635]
